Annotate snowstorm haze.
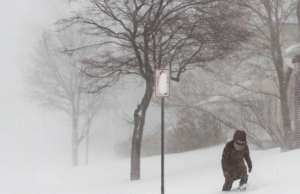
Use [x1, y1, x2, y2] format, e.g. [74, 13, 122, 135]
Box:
[0, 1, 72, 170]
[0, 0, 153, 171]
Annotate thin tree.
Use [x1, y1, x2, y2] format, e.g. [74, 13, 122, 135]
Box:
[26, 30, 104, 166]
[56, 0, 250, 180]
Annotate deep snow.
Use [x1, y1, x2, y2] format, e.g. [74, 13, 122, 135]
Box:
[1, 145, 300, 194]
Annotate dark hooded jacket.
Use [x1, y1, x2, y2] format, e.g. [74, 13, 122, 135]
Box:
[221, 130, 252, 174]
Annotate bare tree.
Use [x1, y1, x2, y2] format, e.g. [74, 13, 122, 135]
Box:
[171, 18, 298, 148]
[169, 69, 266, 148]
[56, 0, 250, 180]
[25, 30, 104, 166]
[235, 0, 298, 150]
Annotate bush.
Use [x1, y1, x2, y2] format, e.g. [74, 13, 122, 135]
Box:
[166, 108, 226, 153]
[116, 108, 226, 157]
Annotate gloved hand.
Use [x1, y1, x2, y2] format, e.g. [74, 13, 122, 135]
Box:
[249, 168, 252, 173]
[223, 171, 228, 177]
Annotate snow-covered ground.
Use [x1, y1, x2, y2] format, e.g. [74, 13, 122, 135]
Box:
[1, 145, 300, 194]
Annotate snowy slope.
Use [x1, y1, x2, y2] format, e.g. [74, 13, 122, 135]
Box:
[1, 145, 300, 194]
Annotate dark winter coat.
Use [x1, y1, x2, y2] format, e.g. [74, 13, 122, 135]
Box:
[221, 130, 252, 181]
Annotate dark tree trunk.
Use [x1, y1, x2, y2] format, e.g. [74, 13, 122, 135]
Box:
[130, 80, 154, 180]
[279, 81, 293, 150]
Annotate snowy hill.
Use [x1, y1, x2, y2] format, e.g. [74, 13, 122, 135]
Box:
[2, 145, 300, 194]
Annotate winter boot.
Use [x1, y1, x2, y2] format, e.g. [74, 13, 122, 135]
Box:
[238, 184, 247, 191]
[222, 183, 233, 191]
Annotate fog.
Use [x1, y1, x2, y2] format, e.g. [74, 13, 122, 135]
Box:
[0, 0, 165, 170]
[0, 0, 68, 169]
[0, 0, 120, 169]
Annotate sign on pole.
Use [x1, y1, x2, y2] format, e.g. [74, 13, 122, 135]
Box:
[155, 69, 170, 194]
[155, 69, 170, 98]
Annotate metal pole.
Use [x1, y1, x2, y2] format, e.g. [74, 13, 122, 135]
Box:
[161, 98, 164, 194]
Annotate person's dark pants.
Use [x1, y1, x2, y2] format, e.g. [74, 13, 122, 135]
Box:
[222, 170, 248, 191]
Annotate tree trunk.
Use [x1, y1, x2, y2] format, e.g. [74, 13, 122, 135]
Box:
[86, 116, 91, 165]
[279, 84, 293, 151]
[264, 3, 293, 150]
[72, 143, 79, 166]
[72, 115, 79, 166]
[275, 38, 293, 150]
[130, 80, 154, 181]
[297, 0, 300, 42]
[274, 45, 293, 150]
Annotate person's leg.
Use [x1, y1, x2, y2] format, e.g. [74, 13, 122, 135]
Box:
[222, 182, 233, 191]
[222, 172, 236, 191]
[239, 172, 248, 188]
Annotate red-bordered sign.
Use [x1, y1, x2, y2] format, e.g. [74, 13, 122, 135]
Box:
[155, 69, 170, 98]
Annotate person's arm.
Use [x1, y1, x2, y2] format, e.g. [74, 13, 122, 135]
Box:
[221, 144, 231, 173]
[244, 145, 252, 173]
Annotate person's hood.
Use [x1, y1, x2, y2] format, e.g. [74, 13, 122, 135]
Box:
[233, 130, 247, 141]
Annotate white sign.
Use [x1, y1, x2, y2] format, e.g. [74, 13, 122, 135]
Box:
[155, 69, 170, 97]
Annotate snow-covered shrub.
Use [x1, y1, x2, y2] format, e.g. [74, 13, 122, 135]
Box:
[115, 108, 226, 157]
[166, 108, 226, 153]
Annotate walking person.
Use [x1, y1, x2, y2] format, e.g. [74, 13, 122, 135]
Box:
[221, 130, 252, 191]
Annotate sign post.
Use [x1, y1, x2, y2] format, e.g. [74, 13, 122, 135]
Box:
[155, 69, 170, 194]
